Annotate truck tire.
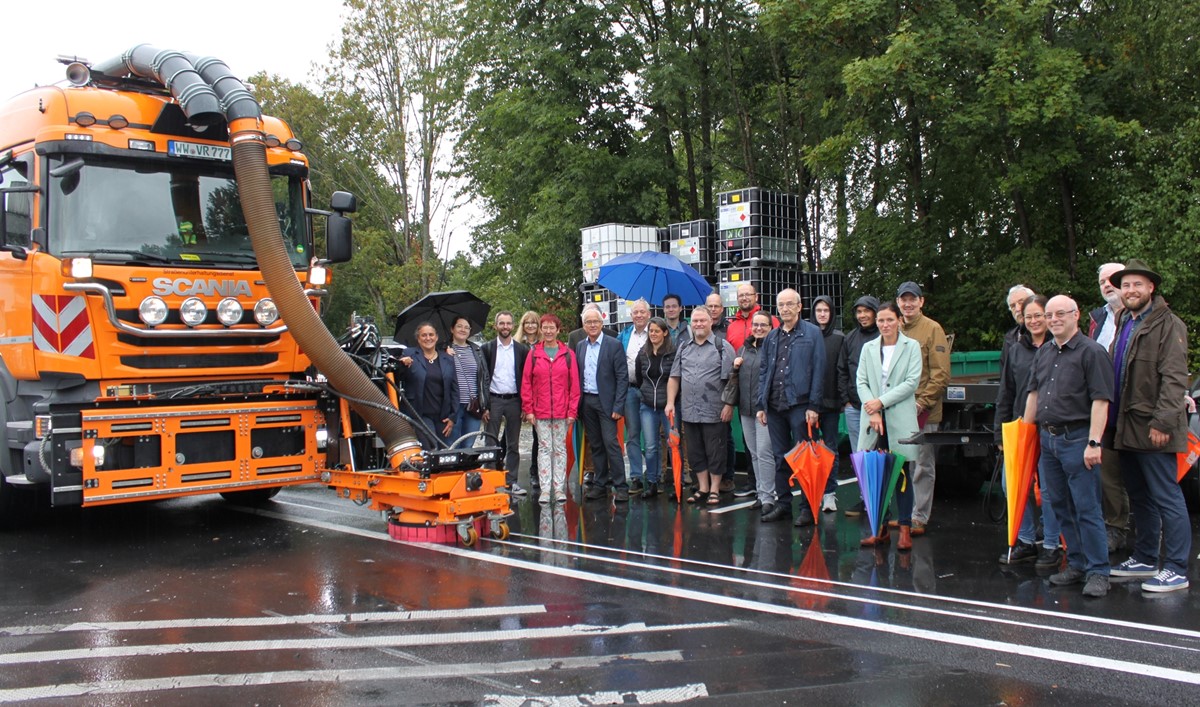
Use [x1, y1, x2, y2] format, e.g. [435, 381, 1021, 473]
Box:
[220, 487, 283, 506]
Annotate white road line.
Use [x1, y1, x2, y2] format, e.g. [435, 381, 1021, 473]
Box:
[708, 485, 849, 515]
[0, 650, 684, 702]
[507, 532, 1200, 642]
[411, 541, 1200, 686]
[485, 682, 708, 706]
[0, 621, 722, 666]
[0, 605, 547, 637]
[239, 506, 1200, 681]
[498, 538, 1200, 656]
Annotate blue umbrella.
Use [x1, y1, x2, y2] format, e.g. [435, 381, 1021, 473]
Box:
[597, 251, 712, 306]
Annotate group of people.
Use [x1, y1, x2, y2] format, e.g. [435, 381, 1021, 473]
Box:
[992, 259, 1192, 596]
[394, 258, 1193, 596]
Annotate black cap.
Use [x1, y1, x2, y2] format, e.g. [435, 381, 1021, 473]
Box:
[896, 281, 923, 298]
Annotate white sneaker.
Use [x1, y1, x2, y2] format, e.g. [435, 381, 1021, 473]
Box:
[538, 493, 550, 505]
[555, 494, 567, 504]
[510, 483, 528, 496]
[821, 492, 837, 513]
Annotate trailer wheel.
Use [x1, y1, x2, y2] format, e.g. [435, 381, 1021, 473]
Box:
[220, 487, 283, 506]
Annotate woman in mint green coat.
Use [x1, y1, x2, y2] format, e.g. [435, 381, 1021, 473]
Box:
[856, 301, 922, 549]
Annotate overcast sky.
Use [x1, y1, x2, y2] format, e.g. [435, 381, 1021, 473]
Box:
[1, 1, 345, 101]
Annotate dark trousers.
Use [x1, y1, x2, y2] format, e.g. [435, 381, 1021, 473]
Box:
[486, 395, 523, 484]
[684, 420, 728, 476]
[818, 410, 840, 494]
[581, 394, 627, 491]
[1121, 450, 1191, 575]
[767, 405, 816, 511]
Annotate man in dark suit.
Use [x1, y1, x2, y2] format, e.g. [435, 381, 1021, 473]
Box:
[577, 305, 629, 502]
[482, 311, 529, 494]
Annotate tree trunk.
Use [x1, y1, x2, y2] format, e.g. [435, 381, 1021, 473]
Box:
[1059, 171, 1077, 279]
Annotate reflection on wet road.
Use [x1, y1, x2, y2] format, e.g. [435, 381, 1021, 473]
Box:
[0, 475, 1196, 704]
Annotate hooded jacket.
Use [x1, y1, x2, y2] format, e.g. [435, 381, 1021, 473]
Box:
[521, 342, 581, 420]
[837, 295, 880, 408]
[1108, 295, 1189, 453]
[811, 295, 846, 412]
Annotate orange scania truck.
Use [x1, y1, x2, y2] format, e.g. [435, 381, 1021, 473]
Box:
[0, 46, 511, 540]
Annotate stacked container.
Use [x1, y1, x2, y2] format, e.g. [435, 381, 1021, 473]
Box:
[715, 188, 800, 267]
[579, 223, 659, 326]
[660, 219, 717, 278]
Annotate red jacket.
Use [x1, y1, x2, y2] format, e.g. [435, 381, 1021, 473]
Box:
[521, 342, 581, 419]
[726, 304, 779, 351]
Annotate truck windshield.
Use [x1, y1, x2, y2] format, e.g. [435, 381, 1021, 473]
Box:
[48, 156, 308, 268]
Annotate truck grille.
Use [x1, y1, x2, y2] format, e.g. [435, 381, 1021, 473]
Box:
[119, 354, 278, 369]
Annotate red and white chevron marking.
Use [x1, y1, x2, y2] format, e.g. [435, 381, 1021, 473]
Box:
[32, 295, 95, 359]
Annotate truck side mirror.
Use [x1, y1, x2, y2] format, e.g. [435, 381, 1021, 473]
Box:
[326, 213, 353, 263]
[330, 191, 357, 214]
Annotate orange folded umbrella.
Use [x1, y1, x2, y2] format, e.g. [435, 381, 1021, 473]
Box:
[668, 427, 683, 502]
[1176, 430, 1200, 483]
[785, 423, 837, 521]
[1001, 419, 1040, 552]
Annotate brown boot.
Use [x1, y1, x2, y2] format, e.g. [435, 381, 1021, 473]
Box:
[898, 525, 913, 551]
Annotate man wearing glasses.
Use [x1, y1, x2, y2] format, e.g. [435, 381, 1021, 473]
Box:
[1023, 296, 1114, 598]
[757, 289, 826, 525]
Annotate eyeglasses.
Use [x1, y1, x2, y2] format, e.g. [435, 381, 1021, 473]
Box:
[777, 301, 800, 309]
[751, 322, 771, 328]
[1046, 309, 1077, 320]
[1023, 313, 1045, 321]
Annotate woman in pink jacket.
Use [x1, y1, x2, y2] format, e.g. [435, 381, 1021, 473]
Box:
[522, 313, 581, 504]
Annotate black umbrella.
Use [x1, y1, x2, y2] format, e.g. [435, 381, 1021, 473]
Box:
[393, 290, 492, 346]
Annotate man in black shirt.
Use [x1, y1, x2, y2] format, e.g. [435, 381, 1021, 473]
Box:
[1024, 295, 1114, 598]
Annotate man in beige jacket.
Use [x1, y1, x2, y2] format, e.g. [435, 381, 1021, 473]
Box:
[897, 281, 951, 533]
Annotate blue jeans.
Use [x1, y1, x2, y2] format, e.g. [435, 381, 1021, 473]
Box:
[639, 403, 671, 484]
[451, 402, 483, 448]
[1038, 427, 1108, 576]
[1015, 482, 1062, 549]
[844, 405, 862, 453]
[1120, 450, 1191, 575]
[766, 405, 816, 510]
[420, 415, 450, 447]
[625, 385, 644, 481]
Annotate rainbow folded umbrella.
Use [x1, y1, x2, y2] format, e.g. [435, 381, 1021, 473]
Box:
[850, 445, 904, 538]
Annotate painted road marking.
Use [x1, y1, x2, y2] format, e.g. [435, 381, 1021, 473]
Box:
[237, 507, 1200, 685]
[0, 604, 547, 636]
[0, 621, 724, 666]
[0, 650, 684, 702]
[506, 532, 1200, 642]
[485, 682, 709, 705]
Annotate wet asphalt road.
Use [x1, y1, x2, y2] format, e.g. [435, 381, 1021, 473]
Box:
[0, 464, 1198, 705]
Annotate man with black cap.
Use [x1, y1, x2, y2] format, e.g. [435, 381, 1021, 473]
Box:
[838, 295, 880, 516]
[896, 281, 951, 534]
[1104, 260, 1191, 592]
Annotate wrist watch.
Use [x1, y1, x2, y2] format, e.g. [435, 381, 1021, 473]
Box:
[1087, 439, 1101, 448]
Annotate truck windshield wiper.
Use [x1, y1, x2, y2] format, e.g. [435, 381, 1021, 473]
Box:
[63, 249, 172, 264]
[200, 251, 261, 263]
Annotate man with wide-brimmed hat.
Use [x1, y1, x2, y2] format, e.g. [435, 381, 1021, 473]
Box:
[1104, 259, 1192, 593]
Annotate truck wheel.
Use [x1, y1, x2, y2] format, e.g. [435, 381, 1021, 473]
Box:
[220, 487, 283, 506]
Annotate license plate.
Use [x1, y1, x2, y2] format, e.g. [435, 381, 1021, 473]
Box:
[168, 140, 232, 161]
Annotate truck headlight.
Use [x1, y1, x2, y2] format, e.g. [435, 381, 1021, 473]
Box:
[179, 297, 208, 327]
[216, 297, 244, 326]
[139, 296, 168, 327]
[254, 299, 279, 326]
